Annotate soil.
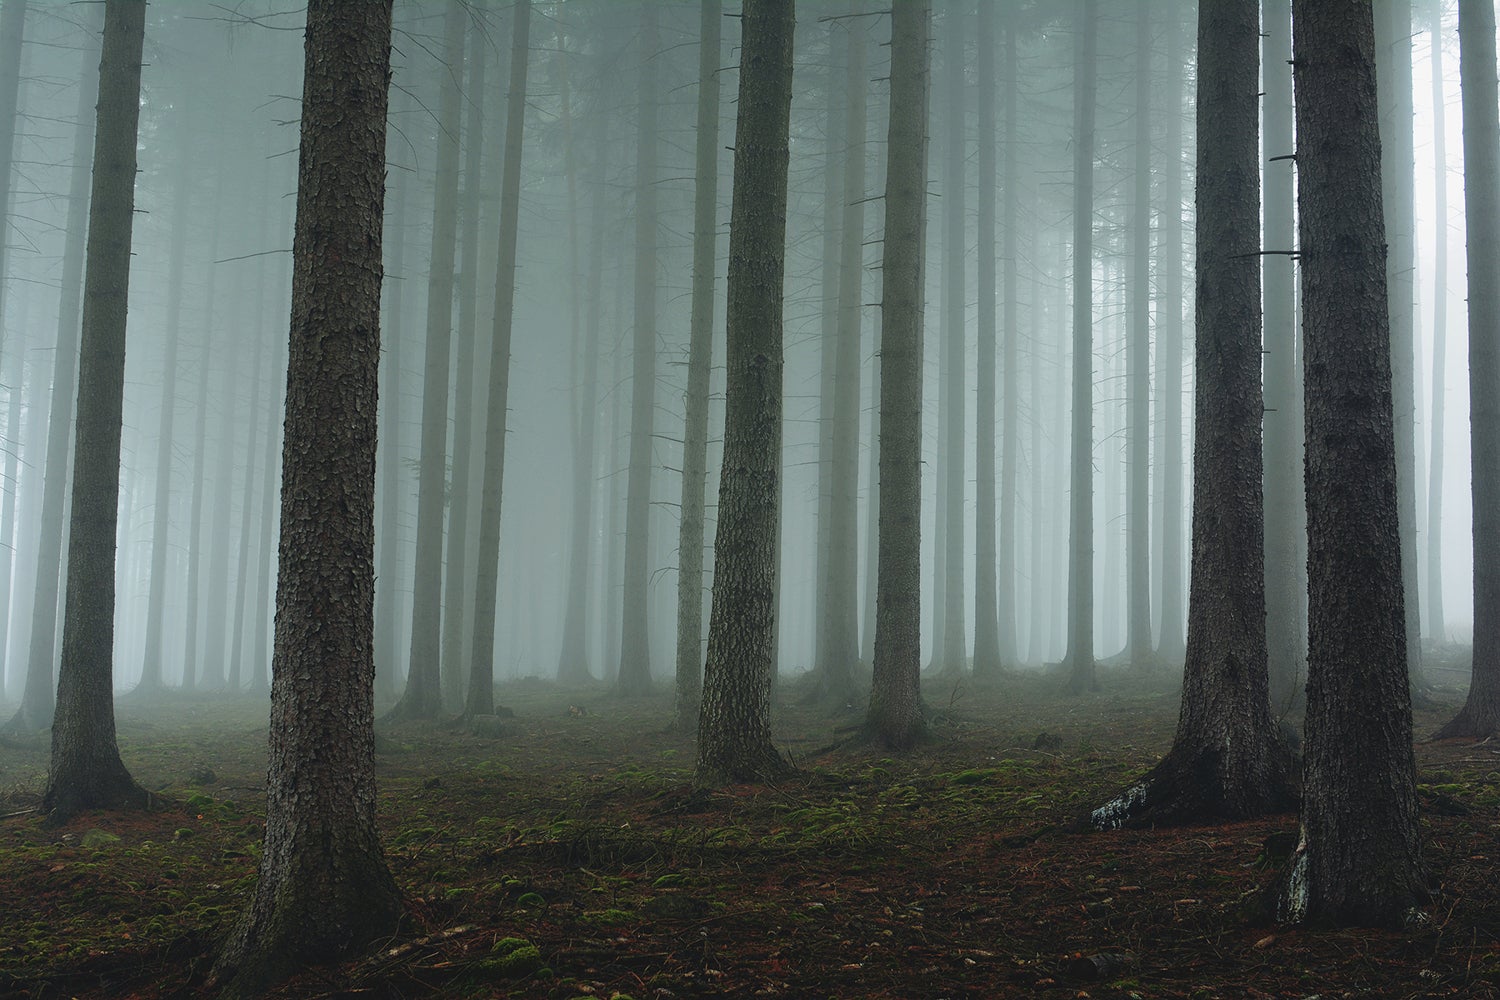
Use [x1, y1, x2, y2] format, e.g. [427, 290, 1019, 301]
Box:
[2, 658, 1499, 999]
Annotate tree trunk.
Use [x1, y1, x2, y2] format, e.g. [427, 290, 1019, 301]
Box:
[1375, 0, 1424, 687]
[1426, 0, 1448, 646]
[1066, 0, 1098, 694]
[3, 6, 94, 733]
[866, 0, 930, 749]
[392, 0, 465, 721]
[40, 0, 150, 824]
[936, 2, 966, 679]
[1263, 0, 1304, 712]
[212, 2, 402, 990]
[227, 308, 266, 691]
[674, 0, 723, 729]
[1156, 3, 1187, 665]
[440, 10, 488, 711]
[813, 18, 844, 686]
[467, 0, 530, 719]
[251, 256, 287, 694]
[696, 0, 793, 784]
[1437, 0, 1500, 739]
[0, 0, 27, 371]
[820, 11, 867, 710]
[973, 0, 999, 679]
[616, 4, 660, 697]
[1126, 0, 1153, 671]
[1280, 0, 1426, 926]
[1089, 0, 1294, 830]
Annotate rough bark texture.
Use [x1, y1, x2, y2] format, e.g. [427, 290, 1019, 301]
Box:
[866, 0, 930, 750]
[1426, 0, 1449, 646]
[211, 2, 402, 992]
[674, 0, 722, 729]
[1091, 0, 1294, 831]
[7, 14, 96, 734]
[696, 0, 794, 786]
[1281, 0, 1426, 927]
[616, 5, 660, 697]
[1126, 0, 1153, 671]
[973, 0, 1000, 680]
[999, 11, 1020, 669]
[820, 12, 866, 709]
[1065, 0, 1098, 694]
[468, 0, 530, 720]
[41, 0, 150, 825]
[392, 0, 464, 722]
[1437, 0, 1500, 739]
[1263, 0, 1305, 713]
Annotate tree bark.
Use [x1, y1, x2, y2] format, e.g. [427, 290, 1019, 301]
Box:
[391, 0, 465, 721]
[1065, 0, 1098, 694]
[1156, 3, 1187, 665]
[696, 0, 794, 786]
[674, 0, 723, 728]
[1281, 0, 1426, 926]
[41, 0, 150, 825]
[212, 2, 402, 990]
[467, 0, 530, 719]
[973, 0, 1000, 679]
[1126, 0, 1153, 671]
[866, 0, 930, 749]
[1089, 0, 1294, 830]
[0, 0, 27, 371]
[1426, 0, 1448, 646]
[1437, 0, 1500, 738]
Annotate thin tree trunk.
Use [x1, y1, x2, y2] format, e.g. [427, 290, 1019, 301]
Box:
[227, 309, 266, 691]
[867, 0, 931, 749]
[250, 253, 287, 694]
[0, 0, 27, 372]
[1126, 0, 1153, 670]
[616, 4, 660, 697]
[1066, 0, 1098, 693]
[696, 0, 794, 785]
[202, 251, 241, 689]
[1427, 0, 1448, 646]
[392, 0, 465, 721]
[674, 0, 723, 727]
[973, 0, 999, 679]
[1156, 1, 1187, 665]
[41, 0, 149, 824]
[467, 0, 530, 719]
[937, 2, 966, 678]
[814, 18, 844, 682]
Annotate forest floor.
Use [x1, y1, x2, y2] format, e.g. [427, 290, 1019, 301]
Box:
[2, 652, 1499, 999]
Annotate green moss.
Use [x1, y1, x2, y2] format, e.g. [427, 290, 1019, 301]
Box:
[580, 908, 636, 926]
[474, 936, 543, 979]
[515, 892, 545, 908]
[80, 829, 120, 849]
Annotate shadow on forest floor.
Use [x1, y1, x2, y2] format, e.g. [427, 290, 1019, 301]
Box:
[1, 656, 1497, 999]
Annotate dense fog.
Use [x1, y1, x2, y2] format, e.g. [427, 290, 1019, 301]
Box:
[0, 0, 1475, 705]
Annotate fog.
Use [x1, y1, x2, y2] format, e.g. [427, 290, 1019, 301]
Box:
[0, 0, 1476, 707]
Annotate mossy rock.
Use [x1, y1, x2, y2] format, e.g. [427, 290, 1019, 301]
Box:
[81, 829, 121, 849]
[473, 936, 542, 979]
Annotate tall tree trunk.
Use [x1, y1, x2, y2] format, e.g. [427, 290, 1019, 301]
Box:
[696, 0, 794, 785]
[1438, 0, 1500, 738]
[674, 0, 723, 728]
[1427, 0, 1449, 646]
[1126, 0, 1153, 670]
[227, 308, 267, 691]
[467, 0, 530, 719]
[616, 4, 660, 697]
[41, 0, 150, 824]
[440, 11, 488, 711]
[973, 0, 1000, 679]
[936, 1, 966, 678]
[4, 8, 94, 732]
[814, 18, 844, 684]
[1263, 0, 1304, 711]
[1155, 3, 1187, 664]
[1281, 0, 1425, 926]
[1066, 0, 1098, 693]
[0, 0, 27, 371]
[250, 252, 288, 694]
[866, 0, 931, 749]
[1089, 0, 1294, 830]
[136, 112, 193, 693]
[820, 11, 867, 708]
[211, 2, 402, 989]
[1375, 0, 1424, 686]
[203, 252, 241, 689]
[392, 0, 465, 721]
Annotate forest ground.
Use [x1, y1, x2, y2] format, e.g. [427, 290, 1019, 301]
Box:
[1, 651, 1498, 999]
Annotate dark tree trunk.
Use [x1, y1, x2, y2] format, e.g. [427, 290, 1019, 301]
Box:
[1280, 0, 1426, 927]
[936, 2, 966, 678]
[1156, 3, 1187, 665]
[1426, 0, 1449, 646]
[211, 1, 402, 992]
[866, 0, 930, 749]
[0, 0, 26, 370]
[1126, 0, 1153, 671]
[674, 0, 723, 729]
[41, 0, 150, 825]
[696, 0, 794, 786]
[1065, 0, 1098, 694]
[1437, 0, 1500, 739]
[813, 18, 843, 686]
[973, 0, 1000, 680]
[1089, 0, 1294, 830]
[6, 11, 96, 735]
[616, 4, 660, 697]
[467, 0, 530, 719]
